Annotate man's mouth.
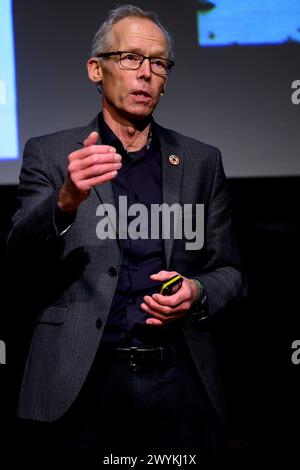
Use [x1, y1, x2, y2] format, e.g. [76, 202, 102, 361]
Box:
[132, 90, 151, 98]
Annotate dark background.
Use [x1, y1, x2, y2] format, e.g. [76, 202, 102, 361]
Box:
[0, 0, 300, 454]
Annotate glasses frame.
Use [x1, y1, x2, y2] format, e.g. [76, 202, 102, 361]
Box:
[96, 51, 175, 77]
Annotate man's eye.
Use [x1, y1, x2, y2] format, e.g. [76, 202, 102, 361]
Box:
[125, 54, 139, 61]
[152, 59, 166, 69]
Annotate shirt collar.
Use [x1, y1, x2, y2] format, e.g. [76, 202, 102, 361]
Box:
[97, 112, 159, 162]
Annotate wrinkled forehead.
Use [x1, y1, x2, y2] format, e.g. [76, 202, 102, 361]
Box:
[109, 17, 168, 56]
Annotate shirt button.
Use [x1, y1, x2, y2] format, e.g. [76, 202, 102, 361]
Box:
[108, 267, 117, 276]
[133, 265, 139, 272]
[95, 318, 102, 329]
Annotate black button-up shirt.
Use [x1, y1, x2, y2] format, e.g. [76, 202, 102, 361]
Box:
[98, 114, 183, 346]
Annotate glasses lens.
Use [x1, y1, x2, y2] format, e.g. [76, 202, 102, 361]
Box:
[120, 53, 143, 69]
[150, 58, 170, 76]
[119, 53, 173, 76]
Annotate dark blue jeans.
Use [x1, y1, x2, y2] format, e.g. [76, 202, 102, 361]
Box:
[17, 337, 225, 454]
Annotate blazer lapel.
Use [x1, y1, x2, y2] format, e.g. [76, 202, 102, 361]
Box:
[156, 125, 184, 269]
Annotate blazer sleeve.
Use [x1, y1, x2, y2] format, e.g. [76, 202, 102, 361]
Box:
[192, 149, 248, 317]
[7, 137, 75, 253]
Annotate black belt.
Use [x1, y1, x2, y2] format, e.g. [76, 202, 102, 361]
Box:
[99, 342, 187, 370]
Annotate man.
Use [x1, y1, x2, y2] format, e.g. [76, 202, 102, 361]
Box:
[9, 5, 247, 453]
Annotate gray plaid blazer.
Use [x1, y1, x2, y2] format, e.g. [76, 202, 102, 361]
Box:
[8, 115, 247, 423]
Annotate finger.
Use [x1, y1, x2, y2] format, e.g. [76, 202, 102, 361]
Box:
[142, 302, 185, 323]
[69, 153, 122, 172]
[83, 131, 99, 147]
[69, 145, 117, 162]
[145, 318, 162, 326]
[151, 290, 186, 307]
[74, 170, 118, 191]
[74, 162, 122, 180]
[143, 295, 183, 314]
[149, 270, 178, 281]
[142, 296, 172, 314]
[141, 302, 176, 319]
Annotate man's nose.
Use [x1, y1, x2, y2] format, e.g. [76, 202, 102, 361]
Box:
[137, 58, 152, 79]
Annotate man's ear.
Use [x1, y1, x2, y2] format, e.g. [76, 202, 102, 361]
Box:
[160, 78, 168, 96]
[87, 57, 103, 84]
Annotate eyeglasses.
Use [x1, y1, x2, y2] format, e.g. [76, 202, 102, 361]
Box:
[96, 51, 175, 77]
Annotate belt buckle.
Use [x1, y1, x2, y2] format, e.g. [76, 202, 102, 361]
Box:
[127, 346, 165, 371]
[157, 346, 164, 362]
[129, 347, 138, 371]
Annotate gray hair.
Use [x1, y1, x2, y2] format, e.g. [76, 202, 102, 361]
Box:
[90, 4, 174, 59]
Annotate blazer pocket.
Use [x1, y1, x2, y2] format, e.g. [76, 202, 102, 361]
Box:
[35, 305, 68, 325]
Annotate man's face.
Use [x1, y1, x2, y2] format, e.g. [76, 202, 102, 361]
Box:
[92, 17, 168, 121]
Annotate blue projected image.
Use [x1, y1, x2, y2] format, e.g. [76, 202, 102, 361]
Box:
[0, 0, 18, 160]
[197, 0, 300, 47]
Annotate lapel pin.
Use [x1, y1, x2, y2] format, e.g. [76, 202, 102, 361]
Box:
[169, 155, 180, 166]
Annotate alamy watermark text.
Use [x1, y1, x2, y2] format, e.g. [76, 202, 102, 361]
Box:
[96, 197, 204, 251]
